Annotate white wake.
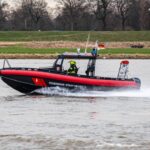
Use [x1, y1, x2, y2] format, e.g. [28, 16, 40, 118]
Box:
[34, 87, 150, 98]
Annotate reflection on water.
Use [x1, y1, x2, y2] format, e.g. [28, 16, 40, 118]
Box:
[0, 59, 150, 149]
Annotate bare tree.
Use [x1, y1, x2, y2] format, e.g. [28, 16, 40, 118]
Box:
[22, 0, 49, 30]
[139, 0, 150, 30]
[1, 0, 150, 31]
[115, 0, 131, 30]
[93, 0, 112, 30]
[11, 0, 53, 30]
[127, 0, 140, 30]
[56, 0, 88, 31]
[0, 0, 8, 29]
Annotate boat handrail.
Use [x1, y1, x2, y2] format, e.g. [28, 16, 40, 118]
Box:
[3, 59, 11, 69]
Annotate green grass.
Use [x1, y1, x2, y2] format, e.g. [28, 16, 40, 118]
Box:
[0, 31, 149, 42]
[101, 48, 150, 54]
[0, 46, 150, 54]
[0, 46, 77, 54]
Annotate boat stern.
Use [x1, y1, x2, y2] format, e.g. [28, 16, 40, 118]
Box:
[132, 77, 141, 89]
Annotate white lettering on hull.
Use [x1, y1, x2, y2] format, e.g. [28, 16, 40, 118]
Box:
[48, 81, 84, 88]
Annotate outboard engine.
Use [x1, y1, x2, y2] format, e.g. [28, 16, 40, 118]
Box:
[132, 77, 141, 89]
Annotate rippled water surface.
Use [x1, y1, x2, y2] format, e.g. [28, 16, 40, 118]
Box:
[0, 59, 150, 150]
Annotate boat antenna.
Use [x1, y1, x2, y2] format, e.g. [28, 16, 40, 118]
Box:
[95, 40, 99, 50]
[85, 32, 91, 54]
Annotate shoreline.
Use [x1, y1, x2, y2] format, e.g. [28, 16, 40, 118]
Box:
[0, 41, 150, 49]
[0, 41, 150, 59]
[0, 54, 150, 59]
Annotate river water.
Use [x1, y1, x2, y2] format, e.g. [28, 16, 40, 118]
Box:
[0, 59, 150, 150]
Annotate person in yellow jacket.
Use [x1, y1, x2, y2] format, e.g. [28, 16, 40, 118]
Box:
[67, 60, 78, 75]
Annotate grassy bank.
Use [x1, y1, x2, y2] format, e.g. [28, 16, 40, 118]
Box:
[0, 46, 150, 55]
[0, 31, 150, 42]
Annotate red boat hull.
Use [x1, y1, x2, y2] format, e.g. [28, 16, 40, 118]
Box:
[0, 69, 141, 94]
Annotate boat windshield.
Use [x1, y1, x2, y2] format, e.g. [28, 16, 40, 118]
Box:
[53, 53, 97, 76]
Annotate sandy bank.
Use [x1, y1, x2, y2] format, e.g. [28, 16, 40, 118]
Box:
[0, 54, 150, 59]
[0, 41, 150, 49]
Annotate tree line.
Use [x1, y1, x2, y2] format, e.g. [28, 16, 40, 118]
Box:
[0, 0, 150, 31]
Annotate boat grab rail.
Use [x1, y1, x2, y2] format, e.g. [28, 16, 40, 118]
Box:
[3, 59, 11, 69]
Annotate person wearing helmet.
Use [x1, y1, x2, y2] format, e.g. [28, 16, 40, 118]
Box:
[67, 60, 78, 75]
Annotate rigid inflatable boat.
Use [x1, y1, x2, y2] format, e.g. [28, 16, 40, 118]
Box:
[0, 53, 141, 94]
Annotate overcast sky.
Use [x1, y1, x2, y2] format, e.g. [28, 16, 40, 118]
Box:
[46, 0, 56, 7]
[6, 0, 57, 8]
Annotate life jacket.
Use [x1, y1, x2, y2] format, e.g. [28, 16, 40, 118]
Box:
[67, 65, 78, 74]
[91, 48, 97, 56]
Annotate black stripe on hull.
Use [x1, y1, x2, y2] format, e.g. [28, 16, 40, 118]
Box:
[2, 76, 39, 94]
[1, 75, 139, 94]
